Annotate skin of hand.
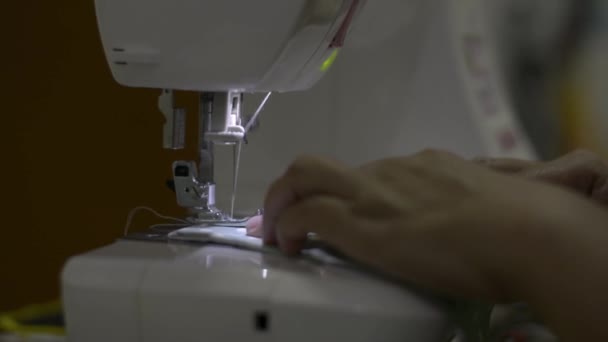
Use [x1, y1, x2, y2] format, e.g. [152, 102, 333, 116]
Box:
[246, 149, 608, 234]
[245, 214, 263, 237]
[257, 149, 608, 341]
[475, 149, 608, 205]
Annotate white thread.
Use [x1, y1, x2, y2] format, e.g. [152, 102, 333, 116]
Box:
[124, 206, 189, 236]
[244, 92, 272, 133]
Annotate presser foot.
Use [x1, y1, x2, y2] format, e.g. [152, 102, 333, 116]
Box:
[186, 207, 250, 225]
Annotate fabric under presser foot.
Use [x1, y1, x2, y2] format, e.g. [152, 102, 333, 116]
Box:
[167, 226, 349, 266]
[168, 226, 262, 249]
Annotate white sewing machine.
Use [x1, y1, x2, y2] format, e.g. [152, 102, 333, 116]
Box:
[62, 0, 535, 341]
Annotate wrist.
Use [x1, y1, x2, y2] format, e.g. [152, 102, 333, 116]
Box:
[503, 186, 608, 339]
[475, 184, 604, 300]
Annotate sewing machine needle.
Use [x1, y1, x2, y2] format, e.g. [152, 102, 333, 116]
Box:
[230, 141, 242, 220]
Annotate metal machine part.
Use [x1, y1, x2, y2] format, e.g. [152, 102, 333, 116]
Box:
[158, 89, 186, 150]
[172, 160, 223, 222]
[202, 91, 246, 144]
[164, 90, 273, 223]
[170, 91, 248, 223]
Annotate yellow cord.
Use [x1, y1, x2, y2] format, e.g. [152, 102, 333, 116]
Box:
[0, 300, 65, 336]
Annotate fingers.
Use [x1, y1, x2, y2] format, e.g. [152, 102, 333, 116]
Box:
[262, 155, 360, 245]
[473, 157, 540, 173]
[245, 215, 263, 237]
[521, 150, 608, 203]
[274, 195, 352, 255]
[474, 150, 608, 204]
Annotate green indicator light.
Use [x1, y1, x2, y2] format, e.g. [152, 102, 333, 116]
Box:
[320, 49, 339, 72]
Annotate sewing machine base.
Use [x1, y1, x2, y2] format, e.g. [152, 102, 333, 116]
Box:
[61, 232, 452, 342]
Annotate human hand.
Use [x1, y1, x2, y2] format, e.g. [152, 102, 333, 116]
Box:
[475, 150, 608, 205]
[260, 150, 581, 300]
[245, 214, 263, 237]
[258, 150, 608, 341]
